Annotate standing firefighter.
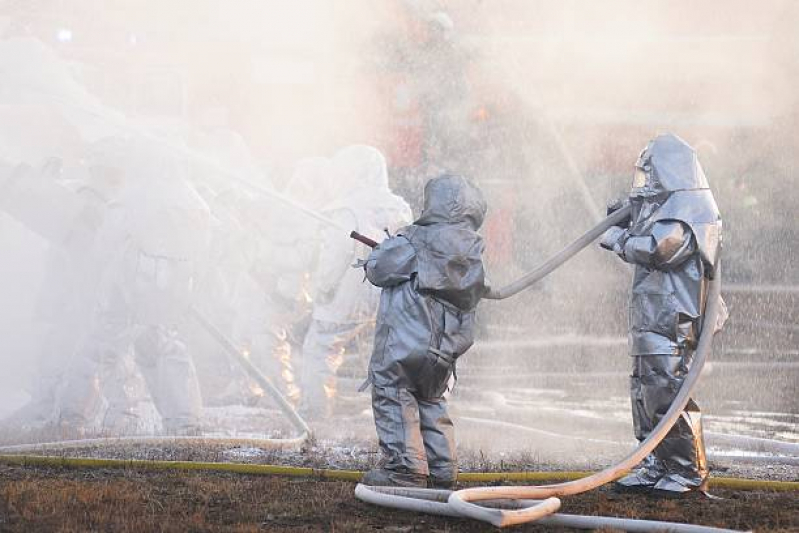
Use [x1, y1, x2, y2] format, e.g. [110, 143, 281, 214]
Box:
[361, 174, 487, 489]
[58, 141, 210, 436]
[600, 133, 727, 494]
[300, 146, 412, 419]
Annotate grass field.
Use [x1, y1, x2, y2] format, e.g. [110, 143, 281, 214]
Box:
[1, 463, 798, 532]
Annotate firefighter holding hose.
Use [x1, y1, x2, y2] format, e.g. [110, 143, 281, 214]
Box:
[356, 174, 488, 489]
[600, 133, 727, 495]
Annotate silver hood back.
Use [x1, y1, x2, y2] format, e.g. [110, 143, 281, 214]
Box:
[415, 174, 487, 230]
[633, 133, 710, 197]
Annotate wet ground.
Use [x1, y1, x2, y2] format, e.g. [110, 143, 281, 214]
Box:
[1, 462, 798, 532]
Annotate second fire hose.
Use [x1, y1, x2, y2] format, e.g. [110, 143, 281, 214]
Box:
[191, 307, 312, 441]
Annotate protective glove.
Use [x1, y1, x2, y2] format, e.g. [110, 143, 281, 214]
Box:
[606, 198, 632, 228]
[599, 226, 627, 253]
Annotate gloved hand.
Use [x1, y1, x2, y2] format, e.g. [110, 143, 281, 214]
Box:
[606, 198, 632, 228]
[599, 226, 626, 253]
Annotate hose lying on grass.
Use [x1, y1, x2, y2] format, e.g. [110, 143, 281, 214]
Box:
[0, 435, 307, 454]
[355, 485, 741, 533]
[1, 453, 798, 491]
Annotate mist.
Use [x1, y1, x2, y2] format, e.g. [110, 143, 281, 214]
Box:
[0, 0, 796, 460]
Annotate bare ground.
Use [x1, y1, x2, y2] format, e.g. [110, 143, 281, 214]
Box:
[1, 463, 798, 532]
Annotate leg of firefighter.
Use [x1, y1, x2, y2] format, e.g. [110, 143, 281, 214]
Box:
[619, 354, 708, 493]
[99, 337, 140, 435]
[134, 325, 203, 435]
[647, 353, 709, 493]
[418, 395, 457, 489]
[300, 320, 361, 419]
[57, 315, 130, 436]
[364, 385, 428, 487]
[616, 355, 665, 490]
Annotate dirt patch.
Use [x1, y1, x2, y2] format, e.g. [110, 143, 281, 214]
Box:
[1, 464, 798, 532]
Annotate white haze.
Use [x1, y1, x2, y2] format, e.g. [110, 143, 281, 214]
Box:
[0, 1, 797, 449]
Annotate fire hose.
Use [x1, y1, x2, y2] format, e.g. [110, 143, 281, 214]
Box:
[352, 204, 631, 301]
[482, 204, 632, 300]
[190, 307, 312, 441]
[354, 206, 740, 530]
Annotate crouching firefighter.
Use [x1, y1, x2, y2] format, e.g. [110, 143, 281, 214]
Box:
[601, 133, 727, 495]
[358, 174, 488, 489]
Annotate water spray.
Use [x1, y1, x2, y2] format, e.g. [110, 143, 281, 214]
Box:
[483, 204, 631, 300]
[27, 88, 348, 232]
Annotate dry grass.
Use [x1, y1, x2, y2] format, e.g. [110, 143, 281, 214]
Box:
[1, 464, 798, 532]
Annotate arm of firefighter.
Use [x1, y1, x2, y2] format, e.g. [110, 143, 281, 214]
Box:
[364, 235, 417, 288]
[619, 220, 697, 270]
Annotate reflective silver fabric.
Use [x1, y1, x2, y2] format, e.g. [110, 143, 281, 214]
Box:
[365, 174, 487, 479]
[371, 385, 456, 481]
[623, 355, 708, 491]
[603, 134, 724, 492]
[115, 167, 211, 326]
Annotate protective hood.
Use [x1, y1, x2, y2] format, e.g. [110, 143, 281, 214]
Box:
[401, 175, 488, 311]
[632, 133, 709, 199]
[629, 134, 722, 273]
[415, 174, 487, 230]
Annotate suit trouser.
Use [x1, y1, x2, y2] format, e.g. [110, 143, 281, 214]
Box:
[371, 384, 457, 481]
[630, 353, 708, 488]
[59, 313, 202, 434]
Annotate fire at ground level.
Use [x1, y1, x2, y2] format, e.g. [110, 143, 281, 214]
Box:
[1, 462, 798, 532]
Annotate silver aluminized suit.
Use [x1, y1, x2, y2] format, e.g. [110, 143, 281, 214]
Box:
[364, 175, 487, 487]
[601, 133, 727, 493]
